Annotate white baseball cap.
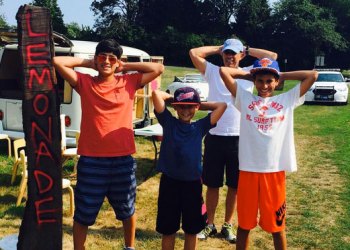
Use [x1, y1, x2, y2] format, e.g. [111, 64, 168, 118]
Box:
[222, 39, 244, 54]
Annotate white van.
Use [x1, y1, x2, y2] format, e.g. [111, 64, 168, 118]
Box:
[0, 32, 163, 146]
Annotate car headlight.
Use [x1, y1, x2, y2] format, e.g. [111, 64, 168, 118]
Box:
[196, 88, 201, 94]
[337, 86, 348, 92]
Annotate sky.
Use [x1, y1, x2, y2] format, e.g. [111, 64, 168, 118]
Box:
[1, 0, 95, 27]
[2, 0, 279, 28]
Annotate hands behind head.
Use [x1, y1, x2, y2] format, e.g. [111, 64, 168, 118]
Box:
[114, 59, 124, 73]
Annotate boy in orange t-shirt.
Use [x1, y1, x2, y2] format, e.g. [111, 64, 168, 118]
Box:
[53, 39, 164, 250]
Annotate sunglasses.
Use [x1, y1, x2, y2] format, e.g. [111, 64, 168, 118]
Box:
[97, 53, 118, 64]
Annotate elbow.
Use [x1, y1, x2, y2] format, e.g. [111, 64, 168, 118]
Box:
[271, 52, 278, 60]
[160, 63, 165, 71]
[155, 64, 165, 76]
[152, 89, 160, 98]
[221, 102, 228, 112]
[189, 48, 195, 58]
[159, 64, 165, 74]
[219, 67, 229, 84]
[189, 48, 200, 60]
[52, 57, 58, 67]
[219, 67, 226, 78]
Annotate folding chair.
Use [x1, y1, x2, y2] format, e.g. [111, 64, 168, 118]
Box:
[11, 138, 26, 184]
[16, 149, 75, 216]
[0, 121, 12, 157]
[60, 114, 79, 175]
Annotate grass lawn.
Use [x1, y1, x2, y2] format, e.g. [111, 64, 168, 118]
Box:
[0, 66, 349, 249]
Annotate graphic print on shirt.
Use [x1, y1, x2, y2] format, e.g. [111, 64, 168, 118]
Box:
[246, 99, 285, 133]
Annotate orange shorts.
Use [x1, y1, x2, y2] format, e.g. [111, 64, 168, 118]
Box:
[237, 170, 286, 233]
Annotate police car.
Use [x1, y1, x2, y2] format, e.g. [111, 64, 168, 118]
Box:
[305, 69, 349, 105]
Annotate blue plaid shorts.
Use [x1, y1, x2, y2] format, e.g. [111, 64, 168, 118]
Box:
[74, 155, 137, 226]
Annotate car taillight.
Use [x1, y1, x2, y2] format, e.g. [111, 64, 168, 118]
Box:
[0, 110, 3, 120]
[65, 116, 71, 127]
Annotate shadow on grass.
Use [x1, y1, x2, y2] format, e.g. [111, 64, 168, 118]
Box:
[0, 194, 17, 205]
[0, 201, 24, 219]
[63, 224, 161, 241]
[304, 101, 348, 106]
[135, 157, 158, 185]
[0, 173, 15, 187]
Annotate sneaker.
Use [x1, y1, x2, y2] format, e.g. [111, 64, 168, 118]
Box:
[197, 224, 217, 239]
[221, 222, 236, 243]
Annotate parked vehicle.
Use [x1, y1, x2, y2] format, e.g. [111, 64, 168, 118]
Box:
[166, 73, 209, 101]
[305, 69, 348, 105]
[0, 31, 163, 146]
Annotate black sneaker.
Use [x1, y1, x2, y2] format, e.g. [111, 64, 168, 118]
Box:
[221, 222, 236, 243]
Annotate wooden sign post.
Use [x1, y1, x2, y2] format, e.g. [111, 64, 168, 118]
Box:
[16, 5, 63, 250]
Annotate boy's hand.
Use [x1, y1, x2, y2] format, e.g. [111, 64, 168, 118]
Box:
[278, 72, 285, 85]
[115, 60, 125, 73]
[218, 45, 224, 56]
[90, 58, 98, 70]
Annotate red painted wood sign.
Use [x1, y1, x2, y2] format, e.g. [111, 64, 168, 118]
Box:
[16, 5, 62, 250]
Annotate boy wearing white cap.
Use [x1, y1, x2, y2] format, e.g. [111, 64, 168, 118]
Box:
[189, 38, 277, 242]
[220, 58, 318, 249]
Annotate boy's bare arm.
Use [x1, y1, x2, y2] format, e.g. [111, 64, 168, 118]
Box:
[200, 102, 227, 125]
[189, 46, 222, 74]
[122, 62, 164, 87]
[219, 67, 251, 97]
[280, 71, 318, 97]
[152, 90, 173, 114]
[53, 56, 95, 87]
[248, 48, 278, 60]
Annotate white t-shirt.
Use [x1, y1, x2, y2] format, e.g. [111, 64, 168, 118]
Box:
[204, 62, 254, 136]
[235, 84, 304, 173]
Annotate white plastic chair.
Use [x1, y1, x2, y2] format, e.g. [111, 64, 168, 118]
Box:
[60, 114, 79, 175]
[16, 149, 75, 216]
[11, 138, 26, 184]
[0, 121, 12, 157]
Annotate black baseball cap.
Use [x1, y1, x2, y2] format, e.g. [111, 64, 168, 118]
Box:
[172, 87, 201, 105]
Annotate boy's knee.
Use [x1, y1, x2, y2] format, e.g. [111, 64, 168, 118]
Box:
[272, 230, 285, 237]
[237, 226, 250, 236]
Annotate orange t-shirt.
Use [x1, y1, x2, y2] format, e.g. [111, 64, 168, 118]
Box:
[75, 72, 143, 157]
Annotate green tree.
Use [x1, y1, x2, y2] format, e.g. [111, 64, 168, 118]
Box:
[0, 17, 8, 29]
[90, 0, 241, 65]
[66, 22, 81, 39]
[91, 0, 139, 40]
[0, 0, 9, 29]
[310, 0, 350, 67]
[136, 0, 203, 34]
[197, 0, 238, 36]
[270, 0, 346, 69]
[231, 0, 271, 47]
[66, 23, 99, 41]
[31, 0, 67, 34]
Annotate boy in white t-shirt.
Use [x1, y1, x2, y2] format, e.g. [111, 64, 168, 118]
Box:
[219, 58, 318, 250]
[189, 37, 277, 243]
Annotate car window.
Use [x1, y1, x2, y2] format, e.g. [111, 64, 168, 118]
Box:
[317, 73, 344, 82]
[0, 49, 68, 102]
[184, 74, 206, 82]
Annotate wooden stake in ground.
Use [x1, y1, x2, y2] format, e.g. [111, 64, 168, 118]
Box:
[16, 5, 62, 250]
